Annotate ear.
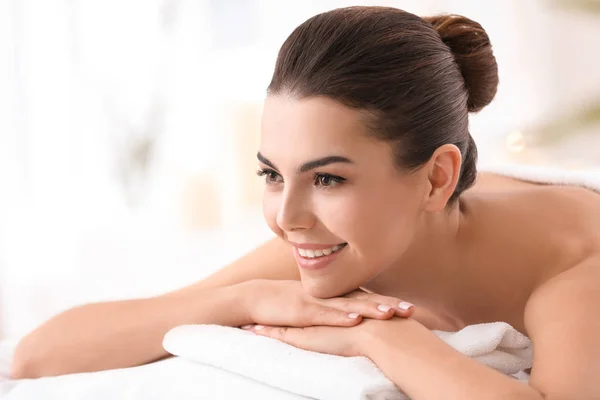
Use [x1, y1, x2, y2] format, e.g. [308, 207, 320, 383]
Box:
[423, 144, 462, 212]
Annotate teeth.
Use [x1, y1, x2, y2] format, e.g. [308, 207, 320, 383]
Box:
[298, 244, 345, 259]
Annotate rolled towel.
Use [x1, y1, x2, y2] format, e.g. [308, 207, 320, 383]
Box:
[163, 322, 532, 400]
[480, 163, 600, 193]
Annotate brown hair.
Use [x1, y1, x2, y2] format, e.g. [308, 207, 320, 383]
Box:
[267, 6, 498, 202]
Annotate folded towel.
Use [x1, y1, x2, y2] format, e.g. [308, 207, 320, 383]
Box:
[163, 322, 532, 400]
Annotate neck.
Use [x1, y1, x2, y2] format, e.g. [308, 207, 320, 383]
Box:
[362, 198, 474, 319]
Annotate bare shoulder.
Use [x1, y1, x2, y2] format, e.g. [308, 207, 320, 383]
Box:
[468, 172, 600, 282]
[527, 251, 600, 306]
[473, 171, 600, 251]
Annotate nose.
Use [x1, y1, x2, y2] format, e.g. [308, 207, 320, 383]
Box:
[276, 187, 316, 232]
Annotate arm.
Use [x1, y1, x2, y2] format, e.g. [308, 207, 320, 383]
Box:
[12, 284, 248, 379]
[524, 258, 600, 399]
[11, 237, 299, 379]
[362, 319, 544, 400]
[245, 315, 542, 398]
[364, 257, 600, 400]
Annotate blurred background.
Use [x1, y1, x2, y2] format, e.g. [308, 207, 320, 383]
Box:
[0, 0, 599, 340]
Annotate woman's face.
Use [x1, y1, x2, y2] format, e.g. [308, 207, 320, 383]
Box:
[259, 95, 428, 298]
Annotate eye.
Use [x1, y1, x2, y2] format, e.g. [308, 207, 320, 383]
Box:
[256, 168, 283, 185]
[314, 173, 345, 188]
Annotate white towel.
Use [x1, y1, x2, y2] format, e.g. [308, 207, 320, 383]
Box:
[480, 163, 600, 193]
[0, 340, 16, 382]
[163, 322, 533, 400]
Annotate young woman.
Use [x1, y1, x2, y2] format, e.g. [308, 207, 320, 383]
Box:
[11, 6, 600, 399]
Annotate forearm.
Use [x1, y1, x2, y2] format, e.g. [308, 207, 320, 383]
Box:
[362, 319, 544, 400]
[11, 283, 248, 379]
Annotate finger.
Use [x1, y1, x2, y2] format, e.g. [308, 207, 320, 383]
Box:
[316, 297, 396, 320]
[250, 325, 302, 346]
[257, 325, 322, 354]
[306, 304, 364, 327]
[343, 292, 415, 318]
[395, 301, 415, 317]
[256, 325, 289, 340]
[242, 324, 275, 332]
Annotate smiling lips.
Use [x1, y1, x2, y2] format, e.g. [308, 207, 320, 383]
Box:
[297, 243, 345, 258]
[290, 242, 348, 270]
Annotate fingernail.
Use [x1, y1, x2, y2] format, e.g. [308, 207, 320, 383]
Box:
[348, 313, 360, 319]
[377, 304, 392, 313]
[254, 325, 265, 330]
[241, 325, 253, 329]
[398, 301, 414, 311]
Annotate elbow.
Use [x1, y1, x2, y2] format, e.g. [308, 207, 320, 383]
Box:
[10, 336, 55, 380]
[10, 345, 35, 380]
[10, 357, 34, 380]
[10, 338, 40, 379]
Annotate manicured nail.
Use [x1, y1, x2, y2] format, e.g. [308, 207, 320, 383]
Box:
[254, 325, 265, 331]
[398, 301, 414, 311]
[348, 313, 360, 319]
[377, 304, 392, 313]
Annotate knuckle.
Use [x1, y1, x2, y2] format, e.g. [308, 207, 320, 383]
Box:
[303, 304, 325, 322]
[341, 299, 353, 309]
[317, 306, 341, 321]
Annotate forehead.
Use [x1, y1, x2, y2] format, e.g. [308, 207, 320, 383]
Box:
[260, 95, 378, 157]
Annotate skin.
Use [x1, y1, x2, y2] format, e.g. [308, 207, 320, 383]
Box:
[249, 94, 600, 398]
[11, 94, 600, 398]
[259, 95, 433, 300]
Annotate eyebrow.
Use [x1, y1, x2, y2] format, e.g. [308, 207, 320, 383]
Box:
[257, 152, 353, 173]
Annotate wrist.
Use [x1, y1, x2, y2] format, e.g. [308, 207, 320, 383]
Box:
[168, 282, 251, 327]
[357, 319, 387, 357]
[227, 280, 256, 326]
[358, 317, 420, 359]
[210, 282, 253, 326]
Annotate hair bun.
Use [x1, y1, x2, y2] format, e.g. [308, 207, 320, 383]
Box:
[425, 14, 499, 113]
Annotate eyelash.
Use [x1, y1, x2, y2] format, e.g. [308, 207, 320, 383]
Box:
[256, 169, 283, 185]
[256, 169, 346, 188]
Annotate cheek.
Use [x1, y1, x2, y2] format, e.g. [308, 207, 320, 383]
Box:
[318, 196, 362, 240]
[335, 191, 417, 263]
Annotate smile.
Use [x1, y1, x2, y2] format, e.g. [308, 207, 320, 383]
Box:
[297, 243, 347, 259]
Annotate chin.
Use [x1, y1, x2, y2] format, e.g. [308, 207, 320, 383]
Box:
[300, 275, 361, 299]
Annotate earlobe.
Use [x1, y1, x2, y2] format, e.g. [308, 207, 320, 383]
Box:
[424, 144, 462, 212]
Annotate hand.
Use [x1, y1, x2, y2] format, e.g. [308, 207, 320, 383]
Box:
[241, 316, 413, 357]
[238, 279, 414, 328]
